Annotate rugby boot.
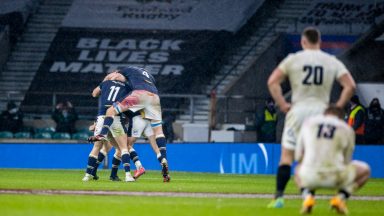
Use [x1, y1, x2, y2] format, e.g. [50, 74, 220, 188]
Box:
[109, 176, 122, 181]
[133, 167, 146, 179]
[300, 195, 315, 214]
[330, 196, 349, 215]
[267, 197, 284, 208]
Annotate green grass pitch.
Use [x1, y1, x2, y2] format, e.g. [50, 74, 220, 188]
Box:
[0, 169, 383, 216]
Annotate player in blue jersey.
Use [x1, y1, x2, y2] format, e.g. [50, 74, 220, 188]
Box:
[89, 66, 171, 182]
[83, 79, 144, 182]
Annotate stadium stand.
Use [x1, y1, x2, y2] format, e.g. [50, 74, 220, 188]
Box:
[0, 131, 13, 138]
[13, 131, 32, 139]
[17, 0, 264, 119]
[0, 0, 383, 141]
[0, 0, 71, 112]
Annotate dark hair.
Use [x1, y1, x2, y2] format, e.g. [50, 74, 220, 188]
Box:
[302, 27, 321, 44]
[324, 105, 345, 119]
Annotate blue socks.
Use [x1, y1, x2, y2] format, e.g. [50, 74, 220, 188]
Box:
[122, 152, 131, 172]
[129, 149, 139, 164]
[86, 156, 98, 175]
[92, 152, 106, 176]
[156, 137, 167, 163]
[110, 156, 121, 178]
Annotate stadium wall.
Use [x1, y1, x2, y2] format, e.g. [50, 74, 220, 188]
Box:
[0, 142, 383, 178]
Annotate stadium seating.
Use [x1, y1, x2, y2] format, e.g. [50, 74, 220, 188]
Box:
[33, 132, 52, 139]
[71, 132, 89, 140]
[52, 132, 71, 140]
[13, 131, 31, 138]
[0, 131, 13, 138]
[35, 127, 55, 135]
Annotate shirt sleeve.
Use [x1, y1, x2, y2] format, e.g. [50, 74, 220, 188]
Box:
[277, 54, 294, 75]
[334, 58, 349, 79]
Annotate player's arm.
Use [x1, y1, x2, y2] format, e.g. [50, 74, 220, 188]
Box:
[92, 86, 101, 98]
[336, 72, 356, 108]
[103, 71, 126, 82]
[267, 68, 291, 113]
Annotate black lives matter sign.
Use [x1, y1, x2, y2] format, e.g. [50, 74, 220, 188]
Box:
[28, 28, 229, 94]
[48, 29, 186, 75]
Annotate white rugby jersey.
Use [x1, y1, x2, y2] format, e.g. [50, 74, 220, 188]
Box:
[295, 115, 355, 171]
[278, 50, 348, 106]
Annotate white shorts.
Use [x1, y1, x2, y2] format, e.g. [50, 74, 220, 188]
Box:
[94, 115, 126, 138]
[282, 104, 326, 150]
[128, 115, 154, 138]
[115, 90, 162, 122]
[298, 164, 357, 190]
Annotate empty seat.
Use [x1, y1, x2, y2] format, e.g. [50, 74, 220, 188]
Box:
[34, 132, 52, 139]
[71, 132, 89, 140]
[52, 132, 71, 140]
[0, 131, 13, 138]
[14, 132, 32, 138]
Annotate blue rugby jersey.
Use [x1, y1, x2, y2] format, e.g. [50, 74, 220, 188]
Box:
[98, 80, 131, 116]
[118, 66, 158, 94]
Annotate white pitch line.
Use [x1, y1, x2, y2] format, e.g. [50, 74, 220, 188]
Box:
[0, 189, 384, 201]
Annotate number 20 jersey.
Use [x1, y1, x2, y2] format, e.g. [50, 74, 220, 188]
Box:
[278, 50, 349, 106]
[98, 80, 131, 115]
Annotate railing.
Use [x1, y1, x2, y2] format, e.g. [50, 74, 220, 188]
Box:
[210, 19, 280, 92]
[16, 91, 209, 121]
[2, 90, 266, 125]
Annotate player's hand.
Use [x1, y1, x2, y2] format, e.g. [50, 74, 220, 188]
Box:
[89, 123, 96, 131]
[279, 102, 291, 114]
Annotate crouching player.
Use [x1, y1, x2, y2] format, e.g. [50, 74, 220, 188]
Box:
[295, 106, 370, 214]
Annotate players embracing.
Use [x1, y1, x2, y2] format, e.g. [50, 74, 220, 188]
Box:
[89, 66, 171, 182]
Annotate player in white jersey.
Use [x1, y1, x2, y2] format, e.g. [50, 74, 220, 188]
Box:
[295, 106, 370, 214]
[267, 27, 356, 208]
[125, 110, 161, 180]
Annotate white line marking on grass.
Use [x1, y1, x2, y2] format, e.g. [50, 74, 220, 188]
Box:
[0, 189, 383, 201]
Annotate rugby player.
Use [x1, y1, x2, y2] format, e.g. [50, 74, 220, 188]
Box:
[295, 106, 370, 214]
[89, 66, 171, 182]
[125, 110, 161, 179]
[267, 27, 356, 208]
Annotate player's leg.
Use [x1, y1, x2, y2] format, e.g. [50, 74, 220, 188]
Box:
[127, 137, 146, 179]
[109, 138, 122, 181]
[148, 134, 160, 155]
[92, 141, 112, 179]
[82, 140, 104, 181]
[151, 123, 170, 182]
[127, 115, 147, 179]
[140, 93, 170, 182]
[114, 134, 134, 182]
[267, 146, 294, 208]
[107, 115, 136, 182]
[330, 161, 370, 215]
[295, 164, 316, 214]
[268, 122, 296, 208]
